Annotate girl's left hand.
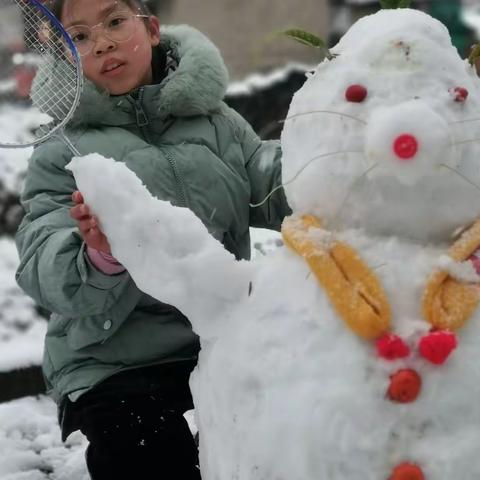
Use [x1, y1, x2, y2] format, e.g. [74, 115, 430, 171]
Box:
[70, 190, 112, 254]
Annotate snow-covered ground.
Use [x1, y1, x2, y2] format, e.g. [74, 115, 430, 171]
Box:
[0, 238, 45, 372]
[0, 106, 46, 376]
[0, 396, 89, 480]
[0, 106, 38, 191]
[0, 105, 67, 478]
[0, 396, 201, 480]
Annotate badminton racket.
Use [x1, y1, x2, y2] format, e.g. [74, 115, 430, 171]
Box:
[0, 0, 83, 154]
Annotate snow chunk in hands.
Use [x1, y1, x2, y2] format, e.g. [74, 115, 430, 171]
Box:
[67, 154, 253, 338]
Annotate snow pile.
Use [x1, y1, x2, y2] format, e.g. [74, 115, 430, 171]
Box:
[227, 63, 311, 96]
[0, 396, 88, 480]
[0, 106, 42, 192]
[0, 238, 45, 372]
[0, 395, 198, 479]
[250, 227, 282, 258]
[0, 108, 49, 370]
[68, 8, 480, 480]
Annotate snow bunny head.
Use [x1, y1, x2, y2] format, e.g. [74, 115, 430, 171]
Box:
[281, 8, 480, 242]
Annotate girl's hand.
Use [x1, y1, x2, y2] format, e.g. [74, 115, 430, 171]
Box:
[70, 190, 112, 254]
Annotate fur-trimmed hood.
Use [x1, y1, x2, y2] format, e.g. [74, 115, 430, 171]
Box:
[35, 25, 229, 128]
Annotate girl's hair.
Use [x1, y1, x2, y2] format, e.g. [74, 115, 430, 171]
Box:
[49, 0, 152, 21]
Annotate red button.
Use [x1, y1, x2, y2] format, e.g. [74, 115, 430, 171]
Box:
[389, 462, 424, 480]
[387, 369, 422, 403]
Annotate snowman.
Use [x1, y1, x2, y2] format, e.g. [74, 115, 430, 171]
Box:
[70, 8, 480, 480]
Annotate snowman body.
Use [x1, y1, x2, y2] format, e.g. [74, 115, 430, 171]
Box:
[70, 8, 480, 480]
[192, 233, 480, 480]
[191, 8, 480, 479]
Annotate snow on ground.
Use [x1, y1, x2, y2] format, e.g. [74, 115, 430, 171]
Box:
[227, 62, 311, 96]
[0, 106, 41, 192]
[0, 238, 46, 372]
[0, 396, 202, 480]
[250, 227, 282, 258]
[0, 396, 89, 480]
[0, 106, 48, 369]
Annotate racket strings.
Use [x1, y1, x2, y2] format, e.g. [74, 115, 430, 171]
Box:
[2, 0, 81, 129]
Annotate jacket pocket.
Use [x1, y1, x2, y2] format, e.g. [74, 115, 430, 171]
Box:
[66, 313, 116, 350]
[65, 284, 143, 350]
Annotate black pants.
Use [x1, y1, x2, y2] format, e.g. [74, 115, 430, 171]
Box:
[63, 362, 201, 480]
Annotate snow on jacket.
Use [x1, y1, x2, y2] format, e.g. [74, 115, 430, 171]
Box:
[15, 25, 290, 403]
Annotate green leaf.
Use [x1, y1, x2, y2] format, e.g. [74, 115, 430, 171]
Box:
[281, 28, 334, 60]
[282, 29, 327, 49]
[379, 0, 412, 8]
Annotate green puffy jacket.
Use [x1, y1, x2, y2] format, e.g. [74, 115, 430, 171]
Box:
[15, 25, 290, 403]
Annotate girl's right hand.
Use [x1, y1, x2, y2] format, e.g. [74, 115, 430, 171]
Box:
[70, 190, 112, 254]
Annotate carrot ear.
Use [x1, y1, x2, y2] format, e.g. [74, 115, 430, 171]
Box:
[423, 218, 480, 331]
[282, 215, 391, 340]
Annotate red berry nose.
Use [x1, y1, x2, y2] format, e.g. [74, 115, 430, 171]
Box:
[393, 134, 418, 160]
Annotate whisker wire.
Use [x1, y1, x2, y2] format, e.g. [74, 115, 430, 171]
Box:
[440, 164, 480, 193]
[249, 150, 363, 208]
[450, 118, 480, 125]
[280, 110, 367, 125]
[451, 138, 480, 146]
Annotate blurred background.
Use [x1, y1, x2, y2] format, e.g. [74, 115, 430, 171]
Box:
[0, 0, 479, 403]
[147, 0, 479, 79]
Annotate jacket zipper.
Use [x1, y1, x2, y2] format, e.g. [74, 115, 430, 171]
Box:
[129, 88, 151, 143]
[128, 88, 188, 208]
[164, 149, 188, 207]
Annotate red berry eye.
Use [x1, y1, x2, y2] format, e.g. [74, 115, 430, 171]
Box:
[451, 86, 468, 102]
[345, 84, 368, 103]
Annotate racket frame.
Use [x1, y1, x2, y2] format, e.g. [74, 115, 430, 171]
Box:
[0, 0, 83, 150]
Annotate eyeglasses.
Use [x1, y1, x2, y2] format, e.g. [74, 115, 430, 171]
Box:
[66, 11, 149, 56]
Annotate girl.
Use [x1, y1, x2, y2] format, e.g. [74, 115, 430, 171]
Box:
[15, 0, 290, 478]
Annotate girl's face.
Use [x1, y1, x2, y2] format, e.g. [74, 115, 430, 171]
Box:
[61, 0, 160, 95]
